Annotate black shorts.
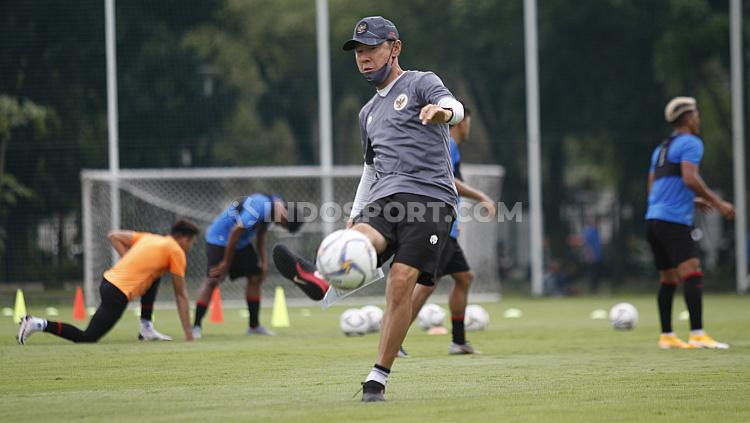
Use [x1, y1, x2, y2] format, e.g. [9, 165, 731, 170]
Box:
[353, 193, 454, 284]
[416, 236, 472, 286]
[646, 219, 699, 271]
[206, 242, 261, 280]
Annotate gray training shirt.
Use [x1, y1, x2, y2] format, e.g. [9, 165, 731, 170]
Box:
[358, 70, 458, 208]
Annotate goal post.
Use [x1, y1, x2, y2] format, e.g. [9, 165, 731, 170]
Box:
[80, 165, 504, 306]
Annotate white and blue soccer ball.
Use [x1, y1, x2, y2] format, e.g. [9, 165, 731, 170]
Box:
[360, 305, 384, 333]
[417, 303, 446, 330]
[340, 308, 369, 336]
[609, 302, 639, 330]
[316, 230, 377, 290]
[464, 304, 490, 331]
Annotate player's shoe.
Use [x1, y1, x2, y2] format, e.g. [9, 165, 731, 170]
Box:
[397, 345, 409, 358]
[361, 380, 386, 402]
[191, 325, 202, 340]
[273, 244, 329, 301]
[17, 315, 46, 345]
[449, 342, 481, 355]
[246, 325, 275, 336]
[657, 334, 695, 349]
[138, 320, 172, 341]
[688, 333, 730, 349]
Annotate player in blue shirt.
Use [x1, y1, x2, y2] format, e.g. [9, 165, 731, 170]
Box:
[402, 104, 496, 356]
[646, 97, 735, 350]
[192, 193, 322, 338]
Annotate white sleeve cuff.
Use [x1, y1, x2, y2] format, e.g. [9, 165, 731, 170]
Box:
[437, 96, 464, 125]
[350, 164, 376, 219]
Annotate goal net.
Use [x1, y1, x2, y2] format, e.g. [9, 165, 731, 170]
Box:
[81, 165, 504, 306]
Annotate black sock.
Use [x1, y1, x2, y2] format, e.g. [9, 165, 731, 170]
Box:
[194, 301, 208, 327]
[247, 296, 260, 328]
[451, 315, 466, 345]
[657, 281, 677, 333]
[683, 273, 703, 331]
[140, 303, 153, 322]
[374, 364, 390, 374]
[44, 321, 86, 343]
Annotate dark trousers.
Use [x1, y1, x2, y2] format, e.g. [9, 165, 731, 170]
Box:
[45, 279, 128, 343]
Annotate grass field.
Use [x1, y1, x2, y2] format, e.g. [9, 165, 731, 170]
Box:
[1, 294, 749, 422]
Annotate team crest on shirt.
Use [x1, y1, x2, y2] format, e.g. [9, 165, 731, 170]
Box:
[429, 234, 438, 245]
[394, 93, 408, 111]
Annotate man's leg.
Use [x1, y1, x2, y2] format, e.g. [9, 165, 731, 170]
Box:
[362, 262, 420, 401]
[657, 269, 679, 333]
[20, 281, 127, 344]
[193, 277, 219, 331]
[409, 283, 436, 323]
[677, 259, 703, 331]
[140, 278, 160, 322]
[245, 274, 274, 335]
[655, 268, 693, 349]
[676, 259, 728, 348]
[448, 271, 473, 347]
[137, 278, 172, 341]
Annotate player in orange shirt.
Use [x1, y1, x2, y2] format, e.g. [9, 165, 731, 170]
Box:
[17, 220, 200, 344]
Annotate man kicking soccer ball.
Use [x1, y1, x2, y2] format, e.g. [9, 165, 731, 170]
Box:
[273, 16, 463, 402]
[17, 220, 199, 344]
[191, 193, 325, 339]
[401, 104, 497, 356]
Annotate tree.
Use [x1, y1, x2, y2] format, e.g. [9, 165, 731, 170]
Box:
[0, 95, 52, 258]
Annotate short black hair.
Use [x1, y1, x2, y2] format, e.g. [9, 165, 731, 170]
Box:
[285, 204, 304, 234]
[170, 219, 200, 238]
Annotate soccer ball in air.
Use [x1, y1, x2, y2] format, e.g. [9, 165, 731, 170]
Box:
[609, 302, 639, 330]
[316, 230, 377, 290]
[464, 304, 490, 331]
[417, 303, 446, 330]
[340, 308, 369, 336]
[360, 305, 384, 333]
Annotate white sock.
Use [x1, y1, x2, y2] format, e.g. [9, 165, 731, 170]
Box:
[661, 332, 675, 336]
[140, 319, 152, 328]
[365, 366, 389, 386]
[690, 329, 705, 336]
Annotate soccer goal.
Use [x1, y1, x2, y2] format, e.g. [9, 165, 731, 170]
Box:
[81, 165, 504, 306]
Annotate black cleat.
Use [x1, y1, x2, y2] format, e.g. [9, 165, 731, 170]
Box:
[273, 244, 329, 301]
[361, 380, 386, 402]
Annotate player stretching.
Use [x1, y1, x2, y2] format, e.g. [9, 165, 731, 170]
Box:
[17, 220, 199, 344]
[107, 230, 171, 341]
[401, 104, 496, 356]
[273, 16, 463, 401]
[192, 193, 324, 339]
[646, 97, 734, 349]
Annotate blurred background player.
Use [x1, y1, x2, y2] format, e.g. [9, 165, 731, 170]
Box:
[646, 97, 735, 349]
[191, 193, 315, 338]
[273, 16, 464, 402]
[107, 230, 171, 341]
[17, 220, 199, 344]
[402, 104, 497, 356]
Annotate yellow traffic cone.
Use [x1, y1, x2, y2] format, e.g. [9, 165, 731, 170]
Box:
[13, 289, 27, 324]
[270, 286, 290, 328]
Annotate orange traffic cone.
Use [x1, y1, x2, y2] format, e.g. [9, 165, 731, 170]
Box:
[209, 287, 224, 324]
[73, 286, 86, 321]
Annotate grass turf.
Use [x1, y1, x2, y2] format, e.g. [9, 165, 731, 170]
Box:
[1, 294, 748, 422]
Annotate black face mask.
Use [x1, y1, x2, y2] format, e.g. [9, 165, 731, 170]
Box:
[363, 42, 395, 87]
